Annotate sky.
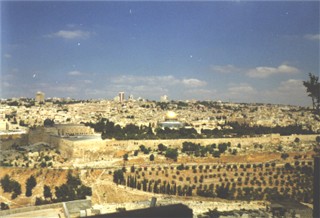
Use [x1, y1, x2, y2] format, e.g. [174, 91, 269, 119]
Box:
[1, 1, 319, 106]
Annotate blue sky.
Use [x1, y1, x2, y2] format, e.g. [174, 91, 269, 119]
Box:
[1, 1, 319, 106]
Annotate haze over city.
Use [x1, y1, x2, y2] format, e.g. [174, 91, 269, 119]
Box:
[1, 1, 319, 106]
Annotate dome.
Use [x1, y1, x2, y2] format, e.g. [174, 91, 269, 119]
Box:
[166, 111, 177, 120]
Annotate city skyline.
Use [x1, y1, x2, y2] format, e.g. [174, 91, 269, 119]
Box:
[1, 1, 319, 106]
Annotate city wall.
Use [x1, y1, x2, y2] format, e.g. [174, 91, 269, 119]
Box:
[56, 134, 319, 159]
[1, 124, 318, 159]
[0, 201, 62, 217]
[0, 199, 91, 217]
[104, 134, 319, 150]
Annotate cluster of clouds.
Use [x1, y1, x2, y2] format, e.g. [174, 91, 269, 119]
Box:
[2, 27, 317, 106]
[1, 64, 310, 106]
[111, 75, 206, 88]
[246, 64, 299, 78]
[304, 34, 320, 41]
[208, 63, 309, 105]
[45, 29, 92, 40]
[211, 63, 299, 78]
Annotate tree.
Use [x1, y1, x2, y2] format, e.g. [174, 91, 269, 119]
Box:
[44, 118, 55, 127]
[303, 73, 320, 113]
[0, 175, 11, 193]
[130, 165, 135, 173]
[149, 154, 155, 161]
[158, 143, 167, 152]
[25, 175, 37, 197]
[0, 202, 9, 210]
[165, 148, 178, 161]
[134, 150, 139, 156]
[113, 169, 125, 185]
[55, 172, 91, 202]
[43, 185, 52, 199]
[11, 181, 21, 199]
[123, 153, 129, 161]
[0, 175, 21, 199]
[77, 185, 92, 199]
[281, 153, 289, 160]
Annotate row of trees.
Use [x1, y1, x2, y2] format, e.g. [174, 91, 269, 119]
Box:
[36, 172, 92, 205]
[0, 175, 22, 199]
[202, 123, 314, 137]
[181, 141, 231, 157]
[86, 118, 316, 141]
[0, 175, 37, 199]
[125, 144, 179, 163]
[114, 172, 193, 196]
[115, 157, 314, 203]
[114, 169, 312, 202]
[0, 172, 91, 205]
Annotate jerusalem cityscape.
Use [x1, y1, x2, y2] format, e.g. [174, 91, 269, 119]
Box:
[1, 1, 320, 218]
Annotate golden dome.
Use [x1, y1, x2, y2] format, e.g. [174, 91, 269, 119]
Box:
[166, 111, 177, 120]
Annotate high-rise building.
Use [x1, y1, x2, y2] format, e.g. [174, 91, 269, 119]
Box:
[35, 91, 45, 103]
[119, 92, 125, 102]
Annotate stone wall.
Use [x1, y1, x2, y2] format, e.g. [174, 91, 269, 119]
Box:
[104, 134, 319, 150]
[52, 134, 318, 159]
[28, 127, 51, 145]
[0, 201, 62, 217]
[0, 199, 91, 217]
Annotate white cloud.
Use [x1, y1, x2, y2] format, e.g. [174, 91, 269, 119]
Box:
[228, 83, 255, 94]
[112, 75, 180, 86]
[278, 79, 304, 92]
[83, 80, 92, 84]
[50, 85, 78, 93]
[2, 82, 11, 88]
[246, 64, 299, 78]
[47, 30, 91, 39]
[109, 75, 208, 100]
[182, 78, 207, 87]
[215, 83, 257, 103]
[112, 75, 207, 88]
[210, 64, 241, 74]
[304, 34, 320, 41]
[68, 70, 82, 76]
[262, 79, 309, 106]
[4, 54, 11, 58]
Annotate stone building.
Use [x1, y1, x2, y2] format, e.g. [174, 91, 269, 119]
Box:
[49, 124, 94, 136]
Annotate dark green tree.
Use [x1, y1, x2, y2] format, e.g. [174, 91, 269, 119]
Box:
[44, 118, 55, 127]
[303, 73, 320, 113]
[149, 154, 155, 161]
[165, 148, 178, 161]
[123, 153, 129, 161]
[113, 169, 125, 185]
[43, 185, 52, 199]
[157, 143, 167, 152]
[0, 202, 9, 210]
[0, 175, 21, 199]
[0, 175, 11, 193]
[11, 181, 21, 199]
[25, 175, 37, 197]
[66, 172, 81, 187]
[77, 185, 92, 199]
